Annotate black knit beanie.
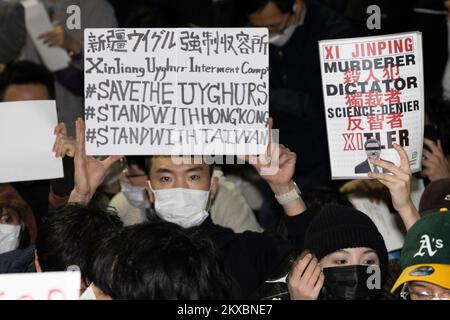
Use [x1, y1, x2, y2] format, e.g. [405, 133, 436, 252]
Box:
[304, 204, 388, 279]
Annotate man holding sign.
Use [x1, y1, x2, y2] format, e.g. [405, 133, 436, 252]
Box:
[54, 115, 421, 299]
[241, 0, 354, 189]
[63, 117, 309, 298]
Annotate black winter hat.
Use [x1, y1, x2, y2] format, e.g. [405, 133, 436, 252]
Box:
[304, 204, 388, 278]
[419, 178, 450, 214]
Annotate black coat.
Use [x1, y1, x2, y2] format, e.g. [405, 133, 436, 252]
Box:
[0, 245, 35, 274]
[196, 210, 314, 299]
[269, 0, 355, 190]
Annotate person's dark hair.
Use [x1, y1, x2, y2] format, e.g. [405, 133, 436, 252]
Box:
[124, 156, 147, 173]
[0, 60, 55, 101]
[36, 204, 123, 284]
[123, 4, 174, 28]
[0, 186, 37, 248]
[239, 0, 296, 16]
[90, 221, 234, 299]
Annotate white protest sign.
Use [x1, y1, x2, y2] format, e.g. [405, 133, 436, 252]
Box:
[84, 28, 269, 155]
[0, 100, 63, 183]
[319, 32, 424, 179]
[0, 271, 81, 300]
[22, 0, 70, 72]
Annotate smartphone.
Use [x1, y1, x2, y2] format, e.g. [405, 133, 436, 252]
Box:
[424, 123, 439, 143]
[421, 123, 440, 185]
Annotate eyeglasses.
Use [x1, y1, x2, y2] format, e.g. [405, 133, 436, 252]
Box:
[247, 11, 296, 37]
[401, 284, 450, 300]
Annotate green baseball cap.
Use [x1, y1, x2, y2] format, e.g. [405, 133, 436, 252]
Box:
[392, 210, 450, 292]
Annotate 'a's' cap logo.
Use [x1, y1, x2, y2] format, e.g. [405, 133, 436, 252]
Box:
[413, 234, 444, 258]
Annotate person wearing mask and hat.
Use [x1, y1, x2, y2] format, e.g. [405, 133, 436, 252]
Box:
[287, 204, 389, 300]
[287, 144, 420, 299]
[391, 210, 450, 300]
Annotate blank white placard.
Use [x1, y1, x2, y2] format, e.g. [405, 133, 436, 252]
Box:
[0, 100, 63, 183]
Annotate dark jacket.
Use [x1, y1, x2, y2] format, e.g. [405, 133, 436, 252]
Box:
[269, 0, 355, 190]
[196, 210, 314, 299]
[0, 245, 35, 274]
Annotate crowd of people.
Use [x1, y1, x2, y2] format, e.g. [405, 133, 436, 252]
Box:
[1, 0, 450, 300]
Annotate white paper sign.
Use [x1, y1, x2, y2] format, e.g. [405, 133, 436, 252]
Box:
[84, 28, 269, 155]
[319, 32, 424, 179]
[0, 100, 63, 183]
[0, 271, 81, 300]
[22, 0, 70, 72]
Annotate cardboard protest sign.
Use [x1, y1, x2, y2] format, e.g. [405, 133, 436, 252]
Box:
[319, 32, 424, 179]
[84, 28, 269, 156]
[0, 100, 63, 183]
[0, 271, 81, 300]
[22, 0, 70, 72]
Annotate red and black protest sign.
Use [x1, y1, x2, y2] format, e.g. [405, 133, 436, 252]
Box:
[319, 32, 424, 179]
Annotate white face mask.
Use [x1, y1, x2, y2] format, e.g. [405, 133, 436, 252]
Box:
[80, 284, 97, 300]
[269, 23, 298, 47]
[0, 223, 21, 254]
[120, 181, 150, 209]
[148, 182, 210, 228]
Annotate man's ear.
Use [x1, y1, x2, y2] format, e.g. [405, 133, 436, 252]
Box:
[0, 64, 5, 73]
[34, 250, 42, 272]
[209, 176, 220, 201]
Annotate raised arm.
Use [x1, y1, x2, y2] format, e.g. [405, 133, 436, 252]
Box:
[368, 143, 420, 230]
[422, 138, 450, 181]
[241, 118, 306, 217]
[68, 118, 122, 205]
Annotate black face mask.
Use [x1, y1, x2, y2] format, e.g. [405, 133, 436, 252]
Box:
[321, 265, 381, 300]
